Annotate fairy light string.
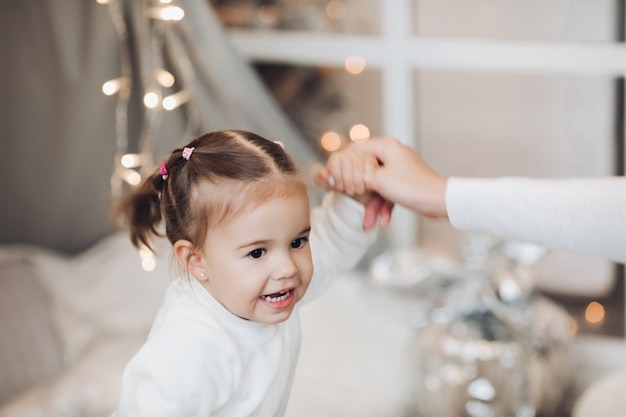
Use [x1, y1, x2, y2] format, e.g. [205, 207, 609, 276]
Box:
[98, 0, 186, 196]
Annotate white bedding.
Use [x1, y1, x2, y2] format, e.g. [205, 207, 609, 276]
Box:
[0, 234, 173, 417]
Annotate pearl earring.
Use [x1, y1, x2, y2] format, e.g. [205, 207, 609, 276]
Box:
[200, 272, 206, 278]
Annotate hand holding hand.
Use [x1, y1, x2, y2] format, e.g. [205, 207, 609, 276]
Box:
[316, 137, 449, 220]
[315, 144, 394, 230]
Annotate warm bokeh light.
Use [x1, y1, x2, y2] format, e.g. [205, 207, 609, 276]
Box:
[326, 1, 346, 20]
[96, 0, 110, 4]
[162, 90, 189, 111]
[345, 56, 366, 74]
[585, 301, 605, 325]
[159, 6, 185, 21]
[349, 124, 370, 143]
[159, 0, 173, 4]
[122, 169, 142, 186]
[121, 153, 141, 169]
[258, 4, 279, 25]
[139, 246, 156, 272]
[102, 78, 123, 96]
[320, 131, 343, 152]
[143, 91, 160, 109]
[154, 68, 175, 88]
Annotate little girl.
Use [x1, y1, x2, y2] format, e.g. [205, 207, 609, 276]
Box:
[112, 130, 379, 416]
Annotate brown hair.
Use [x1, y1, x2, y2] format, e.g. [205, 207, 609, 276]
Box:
[114, 130, 305, 254]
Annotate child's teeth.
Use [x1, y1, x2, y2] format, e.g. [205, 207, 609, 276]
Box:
[264, 291, 289, 302]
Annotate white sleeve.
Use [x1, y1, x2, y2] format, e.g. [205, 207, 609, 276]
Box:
[304, 192, 378, 302]
[113, 324, 237, 417]
[446, 176, 626, 263]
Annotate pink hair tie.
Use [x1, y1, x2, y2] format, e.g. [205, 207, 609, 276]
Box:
[159, 162, 168, 180]
[182, 146, 195, 161]
[273, 141, 285, 150]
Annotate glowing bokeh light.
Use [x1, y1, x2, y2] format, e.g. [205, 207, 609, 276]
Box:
[121, 153, 141, 169]
[124, 170, 142, 186]
[585, 301, 605, 325]
[345, 56, 366, 74]
[154, 68, 175, 88]
[320, 131, 342, 152]
[349, 124, 370, 143]
[159, 6, 184, 21]
[326, 1, 346, 20]
[162, 91, 189, 111]
[142, 257, 156, 271]
[102, 79, 122, 96]
[143, 91, 160, 109]
[258, 4, 279, 25]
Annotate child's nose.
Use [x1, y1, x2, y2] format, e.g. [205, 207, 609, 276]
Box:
[273, 253, 297, 279]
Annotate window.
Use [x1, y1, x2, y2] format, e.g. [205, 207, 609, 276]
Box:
[213, 0, 625, 337]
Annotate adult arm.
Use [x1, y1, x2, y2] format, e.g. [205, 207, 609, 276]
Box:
[446, 176, 626, 263]
[317, 137, 626, 263]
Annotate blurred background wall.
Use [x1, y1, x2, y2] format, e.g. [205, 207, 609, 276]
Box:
[0, 0, 623, 336]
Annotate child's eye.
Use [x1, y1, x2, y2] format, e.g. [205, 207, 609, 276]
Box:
[290, 237, 308, 249]
[248, 249, 265, 259]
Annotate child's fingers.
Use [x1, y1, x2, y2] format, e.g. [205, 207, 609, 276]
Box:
[379, 200, 395, 227]
[362, 193, 394, 230]
[363, 195, 382, 231]
[314, 168, 331, 189]
[325, 148, 380, 196]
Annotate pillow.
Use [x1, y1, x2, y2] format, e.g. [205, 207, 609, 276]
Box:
[0, 258, 63, 404]
[0, 335, 145, 417]
[30, 234, 173, 362]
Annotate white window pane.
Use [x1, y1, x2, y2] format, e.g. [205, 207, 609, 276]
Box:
[414, 0, 617, 41]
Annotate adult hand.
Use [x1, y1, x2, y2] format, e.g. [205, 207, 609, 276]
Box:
[318, 137, 449, 220]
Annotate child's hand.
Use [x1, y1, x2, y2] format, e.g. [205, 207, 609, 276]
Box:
[317, 137, 448, 220]
[315, 145, 394, 230]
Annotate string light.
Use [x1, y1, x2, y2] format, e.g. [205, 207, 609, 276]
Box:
[154, 68, 175, 88]
[258, 4, 279, 25]
[101, 0, 190, 201]
[345, 56, 366, 74]
[163, 90, 189, 111]
[139, 245, 157, 271]
[143, 90, 161, 109]
[585, 301, 605, 326]
[120, 153, 145, 169]
[102, 77, 128, 96]
[320, 131, 343, 152]
[146, 6, 185, 21]
[349, 124, 370, 143]
[325, 1, 346, 20]
[119, 167, 142, 186]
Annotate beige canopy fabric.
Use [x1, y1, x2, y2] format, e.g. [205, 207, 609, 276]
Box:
[0, 0, 315, 254]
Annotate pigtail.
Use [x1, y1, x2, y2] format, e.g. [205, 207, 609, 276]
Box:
[113, 171, 164, 251]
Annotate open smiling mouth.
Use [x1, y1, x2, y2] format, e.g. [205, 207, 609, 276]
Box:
[259, 289, 297, 311]
[261, 289, 293, 303]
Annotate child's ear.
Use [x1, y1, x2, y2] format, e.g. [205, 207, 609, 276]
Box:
[173, 239, 208, 281]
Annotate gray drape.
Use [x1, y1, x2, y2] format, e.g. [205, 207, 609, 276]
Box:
[0, 0, 314, 254]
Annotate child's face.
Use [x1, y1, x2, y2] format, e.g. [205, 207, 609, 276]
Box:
[200, 190, 313, 324]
